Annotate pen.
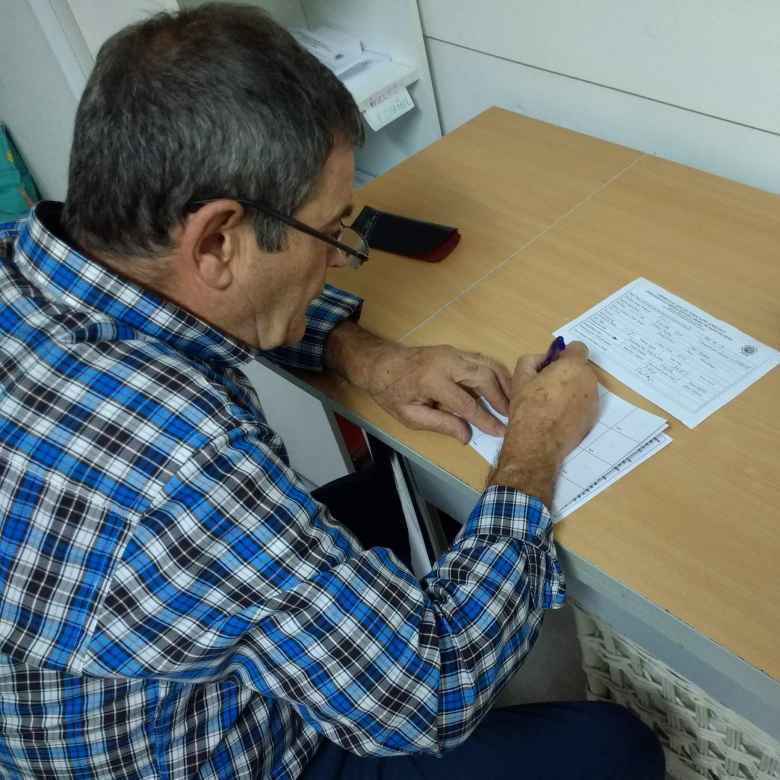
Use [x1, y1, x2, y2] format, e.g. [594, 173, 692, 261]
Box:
[538, 336, 566, 372]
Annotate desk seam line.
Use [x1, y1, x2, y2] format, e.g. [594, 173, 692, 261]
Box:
[399, 154, 646, 343]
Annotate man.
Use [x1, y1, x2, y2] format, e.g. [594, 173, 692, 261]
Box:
[0, 4, 664, 779]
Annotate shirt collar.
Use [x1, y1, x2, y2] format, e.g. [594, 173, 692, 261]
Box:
[14, 202, 253, 368]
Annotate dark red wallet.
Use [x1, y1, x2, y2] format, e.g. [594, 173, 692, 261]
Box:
[351, 206, 460, 262]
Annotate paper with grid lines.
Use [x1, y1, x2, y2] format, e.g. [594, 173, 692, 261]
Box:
[469, 386, 669, 521]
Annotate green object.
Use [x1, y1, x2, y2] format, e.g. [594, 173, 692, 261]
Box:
[0, 124, 40, 221]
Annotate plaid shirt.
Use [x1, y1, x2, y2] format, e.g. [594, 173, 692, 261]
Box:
[0, 203, 565, 779]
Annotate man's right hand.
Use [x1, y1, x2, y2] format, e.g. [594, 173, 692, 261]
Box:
[489, 341, 598, 508]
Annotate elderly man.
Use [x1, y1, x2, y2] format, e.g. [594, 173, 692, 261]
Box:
[0, 4, 664, 779]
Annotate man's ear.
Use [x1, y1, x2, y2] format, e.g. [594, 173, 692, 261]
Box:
[179, 200, 246, 290]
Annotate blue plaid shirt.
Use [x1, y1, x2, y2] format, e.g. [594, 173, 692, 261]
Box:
[0, 203, 565, 779]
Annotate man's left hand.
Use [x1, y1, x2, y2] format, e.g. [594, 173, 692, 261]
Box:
[327, 322, 511, 443]
[366, 343, 511, 443]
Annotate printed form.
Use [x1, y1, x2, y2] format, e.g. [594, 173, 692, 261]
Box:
[555, 278, 780, 428]
[470, 388, 670, 522]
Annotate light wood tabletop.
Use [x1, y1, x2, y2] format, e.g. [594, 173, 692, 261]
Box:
[327, 108, 641, 341]
[312, 108, 780, 685]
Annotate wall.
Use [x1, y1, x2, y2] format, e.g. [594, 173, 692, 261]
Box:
[178, 0, 306, 27]
[1, 0, 177, 201]
[419, 0, 780, 194]
[0, 2, 85, 199]
[66, 0, 179, 58]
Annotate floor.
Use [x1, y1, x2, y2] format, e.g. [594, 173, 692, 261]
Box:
[495, 603, 587, 707]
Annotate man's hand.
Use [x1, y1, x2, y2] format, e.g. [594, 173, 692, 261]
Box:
[364, 342, 512, 443]
[326, 321, 511, 443]
[490, 342, 599, 507]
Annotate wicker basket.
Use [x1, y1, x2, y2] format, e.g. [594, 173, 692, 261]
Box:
[572, 603, 780, 780]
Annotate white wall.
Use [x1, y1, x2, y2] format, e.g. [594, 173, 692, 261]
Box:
[0, 2, 84, 199]
[178, 0, 307, 27]
[66, 0, 179, 58]
[0, 0, 178, 201]
[419, 0, 780, 194]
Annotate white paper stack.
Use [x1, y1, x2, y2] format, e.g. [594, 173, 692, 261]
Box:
[469, 386, 671, 522]
[290, 26, 418, 130]
[290, 26, 368, 77]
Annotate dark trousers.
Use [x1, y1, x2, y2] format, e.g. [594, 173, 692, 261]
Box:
[308, 465, 666, 780]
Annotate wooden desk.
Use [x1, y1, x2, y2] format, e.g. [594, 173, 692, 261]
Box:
[285, 108, 780, 737]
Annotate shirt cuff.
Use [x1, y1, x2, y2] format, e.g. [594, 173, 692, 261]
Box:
[459, 485, 566, 609]
[262, 283, 363, 372]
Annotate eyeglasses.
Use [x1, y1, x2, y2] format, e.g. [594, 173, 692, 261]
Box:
[187, 198, 369, 269]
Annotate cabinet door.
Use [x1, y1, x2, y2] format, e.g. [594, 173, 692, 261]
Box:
[241, 361, 352, 487]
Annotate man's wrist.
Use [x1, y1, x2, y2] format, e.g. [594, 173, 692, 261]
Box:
[488, 465, 555, 508]
[325, 320, 394, 392]
[488, 431, 559, 508]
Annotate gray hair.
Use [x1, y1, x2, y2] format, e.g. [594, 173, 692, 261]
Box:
[62, 2, 364, 259]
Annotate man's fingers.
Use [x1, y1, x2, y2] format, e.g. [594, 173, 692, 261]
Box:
[402, 404, 472, 444]
[471, 354, 512, 402]
[485, 362, 512, 405]
[438, 384, 505, 436]
[556, 340, 589, 363]
[512, 354, 547, 392]
[491, 361, 512, 399]
[478, 375, 510, 419]
[457, 363, 510, 416]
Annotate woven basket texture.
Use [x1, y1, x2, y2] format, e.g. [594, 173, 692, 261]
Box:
[572, 603, 780, 780]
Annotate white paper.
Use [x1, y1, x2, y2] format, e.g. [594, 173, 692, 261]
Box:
[555, 278, 780, 428]
[342, 58, 417, 111]
[553, 433, 672, 520]
[291, 26, 367, 77]
[469, 386, 668, 522]
[362, 85, 415, 131]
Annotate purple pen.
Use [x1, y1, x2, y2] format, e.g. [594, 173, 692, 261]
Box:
[538, 336, 566, 371]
